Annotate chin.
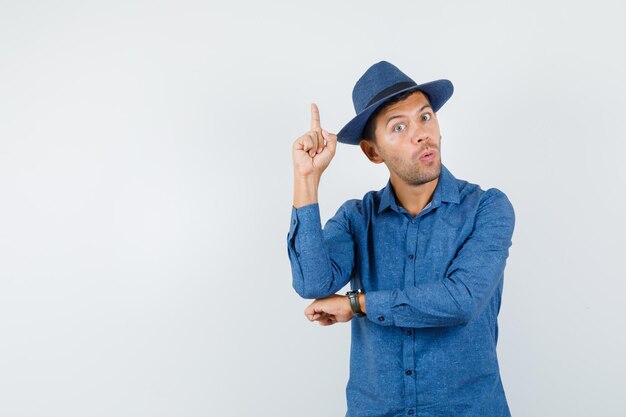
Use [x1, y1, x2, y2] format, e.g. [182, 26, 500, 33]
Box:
[413, 163, 441, 185]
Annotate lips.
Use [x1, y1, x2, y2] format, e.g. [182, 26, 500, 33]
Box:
[419, 150, 436, 161]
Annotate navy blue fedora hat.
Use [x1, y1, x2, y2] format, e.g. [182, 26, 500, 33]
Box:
[337, 61, 454, 145]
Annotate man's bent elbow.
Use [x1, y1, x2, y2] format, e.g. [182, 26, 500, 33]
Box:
[449, 298, 477, 325]
[292, 276, 336, 300]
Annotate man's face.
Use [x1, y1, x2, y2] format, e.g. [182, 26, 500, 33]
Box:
[363, 91, 442, 186]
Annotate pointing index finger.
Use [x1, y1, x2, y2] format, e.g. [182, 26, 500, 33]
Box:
[310, 102, 321, 131]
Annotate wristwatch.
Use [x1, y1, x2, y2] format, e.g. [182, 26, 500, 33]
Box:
[346, 290, 366, 317]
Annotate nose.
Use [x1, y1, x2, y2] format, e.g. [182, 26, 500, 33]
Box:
[410, 129, 430, 145]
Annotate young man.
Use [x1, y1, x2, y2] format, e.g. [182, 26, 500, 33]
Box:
[287, 61, 515, 417]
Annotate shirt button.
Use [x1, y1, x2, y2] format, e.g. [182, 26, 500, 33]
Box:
[411, 220, 416, 224]
[405, 329, 412, 336]
[407, 254, 414, 260]
[377, 316, 385, 322]
[292, 219, 296, 225]
[407, 410, 415, 415]
[295, 251, 300, 257]
[405, 370, 412, 376]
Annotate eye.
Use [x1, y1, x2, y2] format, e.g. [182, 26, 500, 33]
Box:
[421, 113, 432, 121]
[393, 123, 406, 133]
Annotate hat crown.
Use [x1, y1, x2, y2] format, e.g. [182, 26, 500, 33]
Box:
[352, 61, 416, 113]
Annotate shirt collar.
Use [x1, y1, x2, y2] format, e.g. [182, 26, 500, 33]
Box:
[378, 163, 461, 214]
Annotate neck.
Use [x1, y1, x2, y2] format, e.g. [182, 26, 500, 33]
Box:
[390, 175, 438, 217]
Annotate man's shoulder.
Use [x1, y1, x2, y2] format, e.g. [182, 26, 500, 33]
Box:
[332, 186, 384, 218]
[450, 169, 512, 209]
[335, 195, 371, 215]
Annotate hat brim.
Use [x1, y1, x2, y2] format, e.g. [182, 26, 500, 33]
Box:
[337, 79, 454, 145]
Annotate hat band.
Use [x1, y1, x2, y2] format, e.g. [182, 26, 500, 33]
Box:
[365, 81, 417, 107]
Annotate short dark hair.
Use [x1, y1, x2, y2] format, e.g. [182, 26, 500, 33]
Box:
[361, 90, 431, 142]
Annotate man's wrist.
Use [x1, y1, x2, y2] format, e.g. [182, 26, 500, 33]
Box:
[293, 175, 320, 208]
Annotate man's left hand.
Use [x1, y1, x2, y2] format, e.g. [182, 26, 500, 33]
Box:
[304, 294, 354, 326]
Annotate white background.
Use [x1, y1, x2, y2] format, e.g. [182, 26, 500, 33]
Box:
[1, 1, 625, 416]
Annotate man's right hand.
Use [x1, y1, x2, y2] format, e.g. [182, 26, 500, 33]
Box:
[292, 103, 337, 179]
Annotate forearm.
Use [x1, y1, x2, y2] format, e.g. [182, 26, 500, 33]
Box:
[293, 175, 320, 208]
[364, 281, 480, 328]
[364, 243, 510, 328]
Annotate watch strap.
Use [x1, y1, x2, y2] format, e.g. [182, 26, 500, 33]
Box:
[346, 290, 365, 317]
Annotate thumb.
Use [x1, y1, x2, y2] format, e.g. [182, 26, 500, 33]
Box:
[322, 129, 338, 154]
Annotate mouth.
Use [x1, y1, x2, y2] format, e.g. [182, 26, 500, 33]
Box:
[419, 150, 436, 162]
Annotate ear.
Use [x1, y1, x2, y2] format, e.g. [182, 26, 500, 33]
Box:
[359, 139, 384, 164]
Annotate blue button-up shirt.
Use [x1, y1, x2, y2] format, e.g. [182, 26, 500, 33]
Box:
[287, 164, 515, 417]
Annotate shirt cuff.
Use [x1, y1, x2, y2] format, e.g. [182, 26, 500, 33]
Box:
[288, 203, 321, 240]
[365, 289, 394, 326]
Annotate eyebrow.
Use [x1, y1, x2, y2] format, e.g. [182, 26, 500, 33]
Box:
[385, 103, 432, 125]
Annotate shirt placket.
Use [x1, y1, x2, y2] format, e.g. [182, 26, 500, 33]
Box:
[403, 214, 419, 415]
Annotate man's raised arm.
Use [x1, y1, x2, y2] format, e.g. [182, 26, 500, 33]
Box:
[287, 104, 355, 301]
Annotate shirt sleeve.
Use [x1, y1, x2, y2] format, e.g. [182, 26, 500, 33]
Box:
[287, 202, 355, 299]
[365, 188, 516, 328]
